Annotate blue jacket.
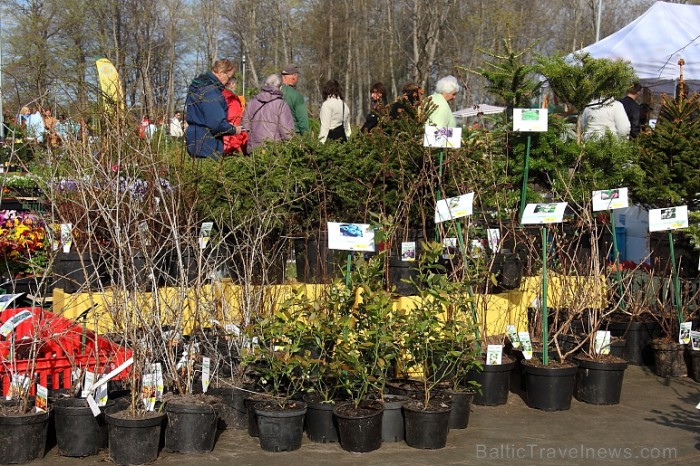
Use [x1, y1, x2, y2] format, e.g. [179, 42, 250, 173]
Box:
[185, 71, 237, 158]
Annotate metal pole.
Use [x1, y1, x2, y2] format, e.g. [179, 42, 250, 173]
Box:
[241, 54, 246, 97]
[541, 226, 549, 366]
[595, 0, 603, 42]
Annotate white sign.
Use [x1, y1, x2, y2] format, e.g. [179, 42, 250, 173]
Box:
[520, 202, 568, 225]
[592, 187, 629, 212]
[401, 242, 416, 262]
[202, 357, 211, 393]
[648, 206, 688, 232]
[435, 192, 474, 223]
[680, 322, 692, 345]
[518, 332, 533, 360]
[0, 294, 23, 314]
[198, 221, 214, 249]
[327, 222, 375, 252]
[423, 126, 462, 148]
[486, 344, 503, 365]
[513, 108, 548, 132]
[594, 330, 611, 355]
[0, 309, 33, 337]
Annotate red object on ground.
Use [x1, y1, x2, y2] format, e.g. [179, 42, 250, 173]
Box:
[0, 307, 131, 395]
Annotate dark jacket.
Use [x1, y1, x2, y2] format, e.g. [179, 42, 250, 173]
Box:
[185, 71, 237, 158]
[619, 95, 640, 138]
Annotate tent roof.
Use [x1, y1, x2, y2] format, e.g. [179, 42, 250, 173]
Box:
[573, 1, 700, 93]
[453, 104, 505, 118]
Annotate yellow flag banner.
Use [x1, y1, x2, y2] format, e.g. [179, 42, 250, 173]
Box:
[95, 58, 125, 112]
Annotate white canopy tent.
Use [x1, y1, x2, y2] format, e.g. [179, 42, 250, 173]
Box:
[571, 1, 700, 94]
[453, 104, 505, 118]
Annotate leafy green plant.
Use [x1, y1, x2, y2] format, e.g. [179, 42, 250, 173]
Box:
[402, 241, 480, 406]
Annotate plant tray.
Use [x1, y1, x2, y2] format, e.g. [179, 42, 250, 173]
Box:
[0, 307, 131, 395]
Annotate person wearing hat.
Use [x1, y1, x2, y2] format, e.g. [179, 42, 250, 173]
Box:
[281, 63, 310, 135]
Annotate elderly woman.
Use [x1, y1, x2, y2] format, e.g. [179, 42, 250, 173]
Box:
[241, 74, 295, 153]
[427, 75, 460, 128]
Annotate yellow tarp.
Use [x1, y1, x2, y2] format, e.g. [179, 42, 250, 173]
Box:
[50, 273, 607, 337]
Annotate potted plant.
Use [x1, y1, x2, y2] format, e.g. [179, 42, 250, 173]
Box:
[240, 292, 311, 453]
[331, 250, 401, 453]
[399, 241, 479, 449]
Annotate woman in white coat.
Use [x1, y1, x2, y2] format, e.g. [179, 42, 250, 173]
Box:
[319, 79, 351, 143]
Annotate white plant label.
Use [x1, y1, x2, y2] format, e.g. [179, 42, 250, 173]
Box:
[82, 371, 95, 398]
[518, 332, 533, 360]
[202, 357, 211, 393]
[142, 373, 156, 411]
[423, 126, 462, 148]
[648, 205, 688, 232]
[198, 221, 214, 249]
[486, 345, 503, 365]
[86, 394, 101, 417]
[327, 222, 375, 252]
[506, 325, 520, 349]
[35, 385, 48, 413]
[435, 192, 474, 223]
[520, 202, 568, 225]
[680, 321, 692, 345]
[0, 308, 31, 336]
[592, 187, 629, 212]
[60, 223, 73, 253]
[594, 330, 611, 355]
[690, 331, 700, 351]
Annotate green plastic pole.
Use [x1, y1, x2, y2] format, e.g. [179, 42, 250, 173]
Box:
[519, 135, 531, 222]
[455, 221, 481, 352]
[435, 149, 445, 243]
[541, 226, 549, 366]
[668, 232, 683, 324]
[609, 213, 625, 311]
[345, 253, 352, 287]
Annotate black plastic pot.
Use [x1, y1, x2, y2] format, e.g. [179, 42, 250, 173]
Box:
[52, 250, 105, 293]
[53, 398, 114, 457]
[105, 410, 165, 466]
[244, 394, 268, 437]
[333, 400, 384, 453]
[442, 390, 474, 429]
[522, 360, 578, 411]
[574, 356, 629, 405]
[466, 359, 516, 406]
[403, 400, 452, 449]
[303, 396, 339, 443]
[607, 319, 658, 366]
[0, 406, 50, 464]
[688, 348, 700, 383]
[164, 397, 219, 453]
[255, 401, 307, 452]
[652, 340, 687, 377]
[208, 386, 247, 430]
[380, 394, 410, 442]
[294, 232, 351, 283]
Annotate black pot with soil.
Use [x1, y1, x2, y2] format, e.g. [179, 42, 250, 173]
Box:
[379, 394, 411, 442]
[0, 401, 51, 464]
[606, 317, 659, 366]
[573, 355, 628, 405]
[651, 340, 687, 377]
[53, 397, 114, 457]
[303, 394, 339, 443]
[105, 410, 166, 465]
[522, 359, 578, 411]
[208, 385, 248, 430]
[164, 395, 220, 453]
[439, 389, 474, 429]
[465, 356, 516, 406]
[403, 399, 452, 449]
[333, 400, 384, 453]
[255, 400, 307, 452]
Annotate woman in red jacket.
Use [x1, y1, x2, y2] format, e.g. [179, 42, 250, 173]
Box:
[222, 79, 248, 154]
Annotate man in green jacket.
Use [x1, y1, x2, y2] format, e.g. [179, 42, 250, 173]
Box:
[281, 64, 310, 135]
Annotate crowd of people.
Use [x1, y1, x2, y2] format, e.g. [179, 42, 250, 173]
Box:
[184, 58, 464, 159]
[1, 106, 83, 148]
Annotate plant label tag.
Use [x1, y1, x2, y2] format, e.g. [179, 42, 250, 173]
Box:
[592, 188, 629, 212]
[486, 345, 503, 365]
[506, 325, 520, 349]
[680, 322, 692, 345]
[96, 381, 108, 407]
[6, 374, 30, 400]
[150, 363, 164, 401]
[202, 357, 211, 393]
[224, 323, 241, 336]
[82, 372, 95, 398]
[142, 373, 156, 411]
[35, 385, 48, 413]
[487, 229, 501, 252]
[60, 223, 73, 253]
[690, 331, 700, 351]
[0, 308, 32, 336]
[423, 126, 462, 148]
[435, 192, 474, 223]
[86, 394, 101, 417]
[518, 332, 533, 360]
[696, 401, 700, 410]
[594, 331, 611, 355]
[199, 221, 214, 249]
[401, 242, 416, 261]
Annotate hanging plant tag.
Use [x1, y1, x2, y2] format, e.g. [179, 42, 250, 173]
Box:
[6, 374, 30, 400]
[35, 385, 48, 413]
[518, 332, 533, 360]
[198, 221, 214, 249]
[680, 322, 692, 345]
[0, 308, 32, 336]
[60, 223, 73, 253]
[202, 357, 211, 393]
[81, 372, 95, 398]
[142, 373, 156, 411]
[506, 325, 520, 349]
[150, 363, 164, 401]
[690, 331, 700, 351]
[401, 242, 416, 261]
[486, 345, 503, 365]
[594, 331, 612, 355]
